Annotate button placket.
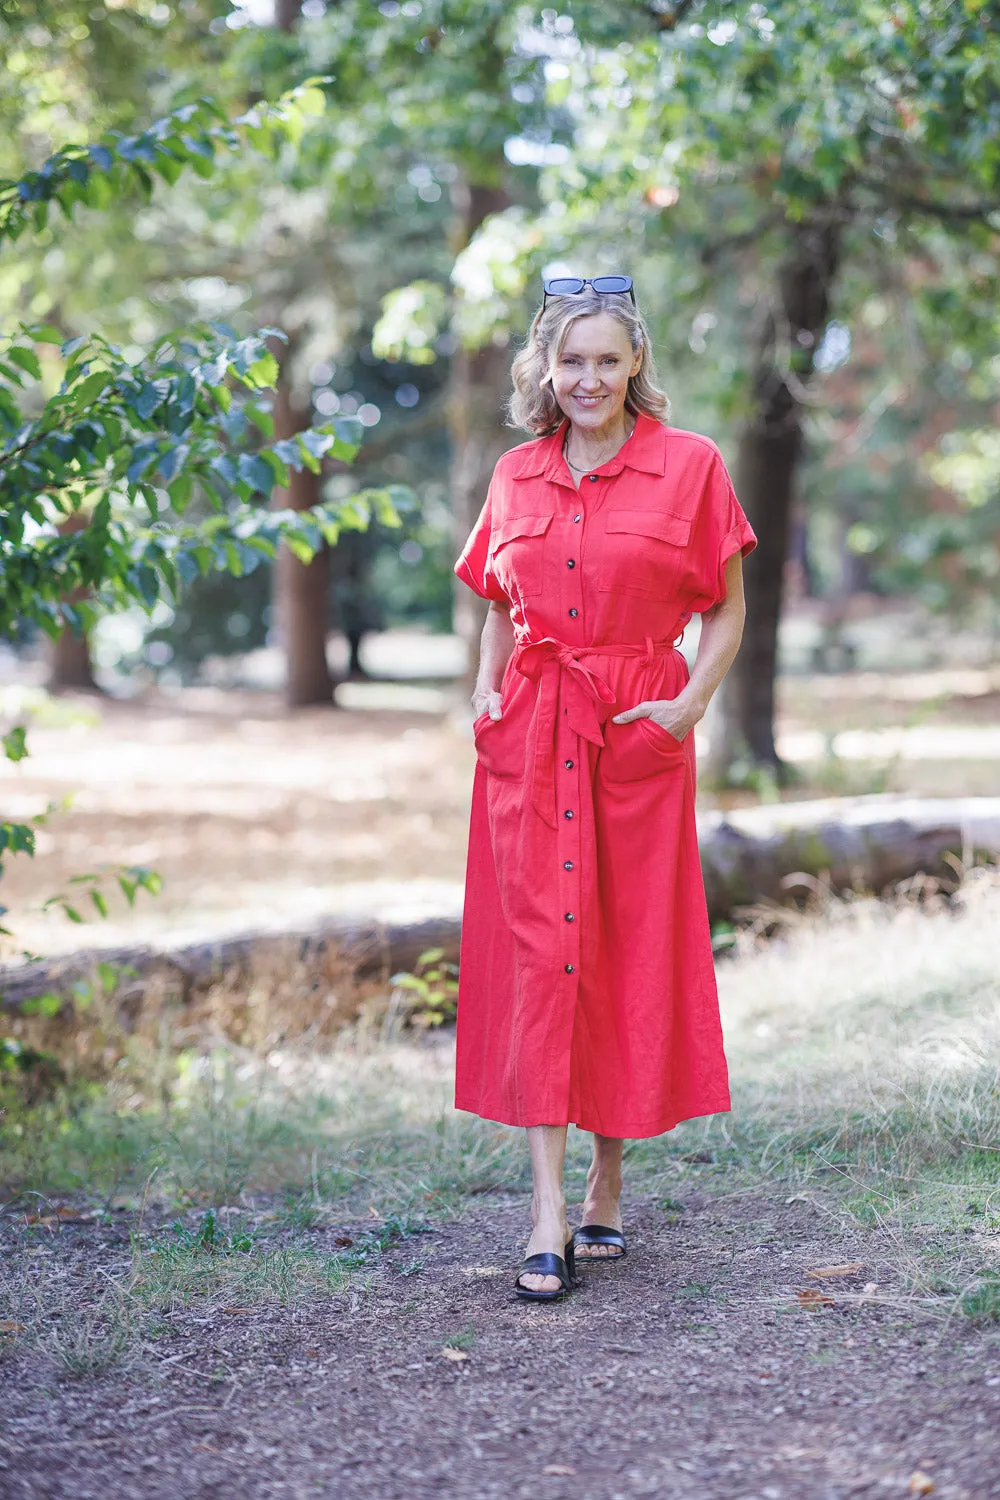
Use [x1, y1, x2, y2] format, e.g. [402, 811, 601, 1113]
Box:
[559, 497, 584, 985]
[559, 707, 582, 984]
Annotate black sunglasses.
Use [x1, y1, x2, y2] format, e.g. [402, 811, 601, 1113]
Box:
[541, 274, 636, 308]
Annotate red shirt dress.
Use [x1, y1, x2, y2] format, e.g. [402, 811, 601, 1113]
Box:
[454, 412, 757, 1139]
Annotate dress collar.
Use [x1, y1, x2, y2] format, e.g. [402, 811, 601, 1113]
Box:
[510, 411, 668, 485]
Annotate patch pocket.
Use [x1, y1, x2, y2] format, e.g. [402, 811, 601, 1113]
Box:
[489, 513, 552, 599]
[598, 509, 691, 599]
[600, 715, 686, 783]
[472, 710, 525, 780]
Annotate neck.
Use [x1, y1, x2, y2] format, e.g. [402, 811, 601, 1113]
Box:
[565, 411, 634, 461]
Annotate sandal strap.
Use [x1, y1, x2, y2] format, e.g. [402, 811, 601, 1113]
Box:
[574, 1223, 626, 1249]
[516, 1251, 570, 1287]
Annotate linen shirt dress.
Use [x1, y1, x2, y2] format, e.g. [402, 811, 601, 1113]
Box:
[454, 412, 757, 1139]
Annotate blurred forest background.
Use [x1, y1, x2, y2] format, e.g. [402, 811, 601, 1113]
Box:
[2, 4, 1000, 1443]
[2, 0, 1000, 964]
[2, 0, 998, 736]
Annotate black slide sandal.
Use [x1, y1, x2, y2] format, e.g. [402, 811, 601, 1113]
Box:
[573, 1223, 627, 1262]
[514, 1240, 577, 1301]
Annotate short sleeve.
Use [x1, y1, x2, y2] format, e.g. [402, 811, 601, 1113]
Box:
[693, 452, 756, 609]
[454, 487, 508, 603]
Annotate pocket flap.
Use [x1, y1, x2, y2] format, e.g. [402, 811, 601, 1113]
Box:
[606, 509, 691, 546]
[490, 513, 553, 551]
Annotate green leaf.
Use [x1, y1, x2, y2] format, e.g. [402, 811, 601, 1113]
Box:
[2, 726, 28, 763]
[134, 382, 164, 420]
[20, 993, 63, 1018]
[7, 346, 42, 380]
[134, 867, 162, 896]
[97, 961, 119, 993]
[0, 821, 35, 857]
[71, 369, 113, 407]
[168, 472, 194, 512]
[245, 351, 279, 389]
[237, 453, 276, 495]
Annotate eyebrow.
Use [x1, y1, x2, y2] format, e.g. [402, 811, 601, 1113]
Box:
[560, 349, 623, 358]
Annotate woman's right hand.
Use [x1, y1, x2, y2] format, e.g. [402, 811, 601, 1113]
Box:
[472, 688, 503, 722]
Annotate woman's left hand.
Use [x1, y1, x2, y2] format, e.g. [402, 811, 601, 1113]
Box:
[612, 688, 705, 743]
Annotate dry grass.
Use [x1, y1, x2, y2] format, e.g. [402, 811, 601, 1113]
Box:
[2, 872, 998, 1334]
[4, 936, 393, 1092]
[646, 868, 1000, 1318]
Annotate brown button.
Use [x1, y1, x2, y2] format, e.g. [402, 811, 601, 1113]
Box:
[564, 759, 574, 769]
[564, 964, 575, 974]
[568, 608, 579, 618]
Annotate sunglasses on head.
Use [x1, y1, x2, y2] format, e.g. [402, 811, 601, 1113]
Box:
[541, 274, 635, 309]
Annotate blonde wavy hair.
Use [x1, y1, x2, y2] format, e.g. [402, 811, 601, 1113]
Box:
[507, 288, 669, 436]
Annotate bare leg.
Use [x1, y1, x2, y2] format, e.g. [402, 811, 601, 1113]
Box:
[517, 1125, 572, 1294]
[576, 1133, 624, 1258]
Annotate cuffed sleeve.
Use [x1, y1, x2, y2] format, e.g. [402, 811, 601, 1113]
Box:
[694, 453, 756, 609]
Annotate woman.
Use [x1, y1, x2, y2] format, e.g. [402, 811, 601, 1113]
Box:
[454, 276, 756, 1300]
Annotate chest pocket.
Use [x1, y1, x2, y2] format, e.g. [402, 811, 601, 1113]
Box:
[489, 513, 552, 599]
[598, 509, 691, 599]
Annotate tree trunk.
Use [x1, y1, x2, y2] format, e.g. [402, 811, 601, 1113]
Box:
[266, 0, 335, 708]
[48, 511, 99, 693]
[274, 0, 301, 29]
[448, 180, 513, 685]
[49, 620, 98, 692]
[272, 374, 335, 707]
[709, 220, 841, 779]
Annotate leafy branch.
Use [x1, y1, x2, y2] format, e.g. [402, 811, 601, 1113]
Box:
[0, 322, 410, 638]
[0, 81, 330, 245]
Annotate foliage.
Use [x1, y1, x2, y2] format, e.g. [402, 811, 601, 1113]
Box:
[0, 321, 377, 641]
[0, 83, 329, 245]
[0, 77, 407, 984]
[390, 948, 460, 1029]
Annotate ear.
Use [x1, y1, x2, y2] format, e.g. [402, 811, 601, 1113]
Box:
[630, 352, 643, 377]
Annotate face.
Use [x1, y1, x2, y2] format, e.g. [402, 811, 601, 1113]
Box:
[549, 311, 643, 437]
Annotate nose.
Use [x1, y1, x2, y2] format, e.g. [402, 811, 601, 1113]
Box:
[577, 366, 601, 390]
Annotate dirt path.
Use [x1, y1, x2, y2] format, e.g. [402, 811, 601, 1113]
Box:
[4, 1191, 998, 1500]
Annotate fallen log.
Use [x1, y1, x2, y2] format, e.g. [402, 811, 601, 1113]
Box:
[0, 915, 460, 1016]
[2, 795, 998, 1015]
[698, 794, 1000, 919]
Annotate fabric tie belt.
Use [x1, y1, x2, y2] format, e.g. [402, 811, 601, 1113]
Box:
[513, 634, 680, 828]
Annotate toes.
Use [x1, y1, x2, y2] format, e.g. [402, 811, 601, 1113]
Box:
[518, 1274, 561, 1293]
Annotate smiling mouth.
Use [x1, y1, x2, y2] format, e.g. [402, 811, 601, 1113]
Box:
[573, 395, 607, 404]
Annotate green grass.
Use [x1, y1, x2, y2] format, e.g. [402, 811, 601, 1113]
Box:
[2, 872, 999, 1334]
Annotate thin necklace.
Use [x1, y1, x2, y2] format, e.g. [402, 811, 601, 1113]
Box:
[563, 417, 635, 473]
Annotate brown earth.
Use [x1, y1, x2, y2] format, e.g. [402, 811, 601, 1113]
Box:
[3, 1189, 999, 1500]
